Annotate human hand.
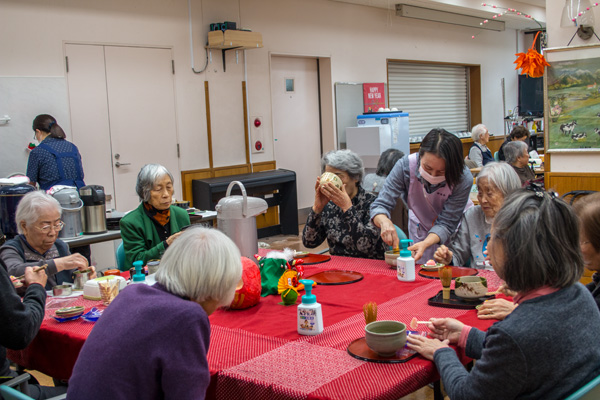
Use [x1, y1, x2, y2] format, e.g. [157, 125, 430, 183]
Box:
[406, 334, 450, 361]
[426, 318, 464, 344]
[498, 283, 517, 297]
[477, 299, 516, 320]
[87, 265, 97, 280]
[24, 266, 47, 287]
[407, 241, 430, 262]
[312, 177, 329, 214]
[56, 253, 89, 272]
[374, 215, 398, 249]
[433, 245, 453, 265]
[167, 231, 184, 246]
[320, 182, 352, 212]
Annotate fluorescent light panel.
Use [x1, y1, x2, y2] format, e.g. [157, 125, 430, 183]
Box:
[395, 4, 505, 32]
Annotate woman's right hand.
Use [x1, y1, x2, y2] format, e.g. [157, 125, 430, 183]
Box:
[434, 245, 453, 265]
[24, 266, 48, 287]
[166, 231, 184, 247]
[312, 177, 329, 214]
[426, 318, 464, 344]
[373, 214, 399, 249]
[55, 253, 89, 272]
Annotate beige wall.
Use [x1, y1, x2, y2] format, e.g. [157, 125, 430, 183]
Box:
[546, 0, 600, 173]
[1, 0, 534, 178]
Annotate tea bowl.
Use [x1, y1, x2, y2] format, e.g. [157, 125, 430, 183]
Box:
[384, 250, 399, 267]
[365, 320, 407, 357]
[454, 276, 487, 299]
[319, 172, 343, 190]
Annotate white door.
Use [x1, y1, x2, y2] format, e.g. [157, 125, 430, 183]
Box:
[65, 44, 180, 213]
[270, 56, 322, 210]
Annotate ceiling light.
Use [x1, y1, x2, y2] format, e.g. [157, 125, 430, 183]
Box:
[395, 4, 505, 32]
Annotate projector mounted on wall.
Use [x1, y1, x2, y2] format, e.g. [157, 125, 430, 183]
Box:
[395, 4, 505, 32]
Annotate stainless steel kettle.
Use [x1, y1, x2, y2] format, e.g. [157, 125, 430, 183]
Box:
[79, 185, 107, 234]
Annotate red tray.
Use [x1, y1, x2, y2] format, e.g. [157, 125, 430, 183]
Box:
[295, 253, 331, 265]
[427, 290, 495, 309]
[305, 270, 363, 285]
[347, 337, 420, 363]
[418, 266, 478, 280]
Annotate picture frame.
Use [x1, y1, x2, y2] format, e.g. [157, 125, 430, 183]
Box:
[544, 43, 600, 152]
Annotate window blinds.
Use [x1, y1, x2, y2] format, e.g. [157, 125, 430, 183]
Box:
[388, 62, 469, 138]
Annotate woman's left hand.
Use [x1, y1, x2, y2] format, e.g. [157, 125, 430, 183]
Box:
[87, 265, 97, 280]
[477, 298, 517, 320]
[406, 334, 450, 361]
[320, 182, 352, 212]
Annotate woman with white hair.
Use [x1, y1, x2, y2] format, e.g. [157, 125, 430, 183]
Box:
[408, 188, 600, 399]
[467, 123, 493, 167]
[119, 164, 190, 269]
[434, 162, 521, 268]
[67, 227, 242, 400]
[0, 191, 94, 290]
[504, 140, 535, 185]
[303, 149, 386, 259]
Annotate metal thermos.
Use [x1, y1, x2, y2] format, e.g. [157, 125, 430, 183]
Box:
[215, 181, 268, 259]
[52, 187, 83, 239]
[79, 185, 107, 234]
[0, 184, 36, 239]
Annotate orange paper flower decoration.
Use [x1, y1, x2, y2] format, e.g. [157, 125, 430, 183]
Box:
[514, 31, 550, 78]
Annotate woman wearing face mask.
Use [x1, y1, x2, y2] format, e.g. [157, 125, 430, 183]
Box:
[370, 128, 473, 261]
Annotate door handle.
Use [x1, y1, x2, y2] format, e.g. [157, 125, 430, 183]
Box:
[115, 162, 131, 168]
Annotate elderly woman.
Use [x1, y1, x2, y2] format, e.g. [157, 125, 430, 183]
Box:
[434, 162, 520, 268]
[498, 125, 530, 162]
[303, 150, 386, 259]
[119, 164, 190, 269]
[504, 140, 535, 185]
[0, 191, 94, 290]
[407, 189, 600, 399]
[467, 124, 493, 167]
[371, 129, 473, 261]
[362, 148, 404, 194]
[67, 227, 242, 399]
[575, 192, 600, 308]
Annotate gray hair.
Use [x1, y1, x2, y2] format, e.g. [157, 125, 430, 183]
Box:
[15, 191, 62, 234]
[492, 189, 582, 292]
[504, 141, 528, 165]
[321, 150, 364, 183]
[135, 164, 174, 202]
[476, 162, 521, 197]
[155, 227, 242, 305]
[471, 124, 488, 142]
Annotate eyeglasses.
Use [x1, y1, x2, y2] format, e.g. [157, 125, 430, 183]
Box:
[34, 221, 65, 234]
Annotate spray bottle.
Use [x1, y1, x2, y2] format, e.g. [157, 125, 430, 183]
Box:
[297, 279, 323, 335]
[397, 239, 415, 282]
[130, 260, 147, 284]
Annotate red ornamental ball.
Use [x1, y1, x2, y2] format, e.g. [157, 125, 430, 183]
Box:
[229, 257, 262, 309]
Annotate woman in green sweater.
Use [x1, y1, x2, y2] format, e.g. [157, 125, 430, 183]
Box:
[119, 164, 190, 270]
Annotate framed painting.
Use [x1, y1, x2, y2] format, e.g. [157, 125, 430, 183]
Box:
[545, 44, 600, 152]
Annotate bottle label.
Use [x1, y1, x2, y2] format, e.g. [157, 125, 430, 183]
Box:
[299, 308, 317, 331]
[398, 262, 406, 279]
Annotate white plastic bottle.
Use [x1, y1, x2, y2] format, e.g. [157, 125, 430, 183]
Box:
[397, 239, 415, 282]
[297, 279, 324, 335]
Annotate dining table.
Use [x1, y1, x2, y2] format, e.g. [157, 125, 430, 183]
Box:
[8, 253, 505, 400]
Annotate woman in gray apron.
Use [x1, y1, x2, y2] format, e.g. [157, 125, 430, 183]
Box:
[370, 128, 473, 261]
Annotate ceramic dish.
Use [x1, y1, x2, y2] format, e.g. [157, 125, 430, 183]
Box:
[420, 263, 445, 271]
[293, 251, 309, 258]
[55, 306, 85, 318]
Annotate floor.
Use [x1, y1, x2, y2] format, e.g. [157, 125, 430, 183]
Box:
[20, 224, 439, 400]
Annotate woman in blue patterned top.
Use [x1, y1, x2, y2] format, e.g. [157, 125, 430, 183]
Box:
[27, 114, 85, 190]
[302, 150, 386, 259]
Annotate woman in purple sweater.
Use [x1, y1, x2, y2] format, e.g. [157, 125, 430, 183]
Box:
[67, 227, 242, 399]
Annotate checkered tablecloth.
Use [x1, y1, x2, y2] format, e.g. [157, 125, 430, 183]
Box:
[8, 254, 502, 398]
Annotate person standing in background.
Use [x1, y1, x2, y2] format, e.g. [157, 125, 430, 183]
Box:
[27, 114, 85, 190]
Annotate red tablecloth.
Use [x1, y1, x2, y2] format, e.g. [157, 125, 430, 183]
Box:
[8, 254, 503, 400]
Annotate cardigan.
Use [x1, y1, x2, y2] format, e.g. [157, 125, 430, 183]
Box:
[67, 283, 211, 400]
[447, 206, 490, 268]
[433, 284, 600, 400]
[119, 203, 190, 269]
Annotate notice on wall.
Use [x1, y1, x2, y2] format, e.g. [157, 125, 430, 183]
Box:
[363, 83, 385, 113]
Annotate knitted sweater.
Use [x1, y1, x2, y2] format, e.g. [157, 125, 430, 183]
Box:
[433, 283, 600, 400]
[447, 206, 490, 268]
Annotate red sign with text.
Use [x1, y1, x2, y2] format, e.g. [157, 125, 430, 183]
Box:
[363, 83, 385, 113]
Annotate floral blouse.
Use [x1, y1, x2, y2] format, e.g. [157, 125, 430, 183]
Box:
[302, 186, 386, 259]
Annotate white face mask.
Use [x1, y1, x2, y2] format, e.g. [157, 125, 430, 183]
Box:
[419, 165, 446, 185]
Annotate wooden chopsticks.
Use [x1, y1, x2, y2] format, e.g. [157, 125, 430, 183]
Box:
[15, 264, 48, 280]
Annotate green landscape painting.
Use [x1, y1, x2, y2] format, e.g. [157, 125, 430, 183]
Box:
[547, 56, 600, 151]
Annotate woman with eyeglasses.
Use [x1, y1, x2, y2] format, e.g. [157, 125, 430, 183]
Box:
[27, 114, 86, 190]
[0, 191, 95, 290]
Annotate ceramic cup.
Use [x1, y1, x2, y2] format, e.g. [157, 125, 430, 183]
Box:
[454, 276, 488, 299]
[365, 320, 407, 357]
[384, 250, 399, 267]
[319, 172, 343, 190]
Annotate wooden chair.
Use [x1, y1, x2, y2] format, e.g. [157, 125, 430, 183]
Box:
[564, 374, 600, 400]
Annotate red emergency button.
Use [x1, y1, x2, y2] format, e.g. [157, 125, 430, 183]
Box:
[254, 118, 261, 128]
[255, 141, 263, 151]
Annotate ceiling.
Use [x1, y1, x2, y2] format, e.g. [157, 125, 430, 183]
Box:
[328, 0, 547, 30]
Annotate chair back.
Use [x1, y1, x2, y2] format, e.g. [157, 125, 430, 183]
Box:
[564, 374, 600, 400]
[0, 385, 33, 400]
[561, 190, 597, 205]
[116, 241, 126, 271]
[493, 151, 499, 161]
